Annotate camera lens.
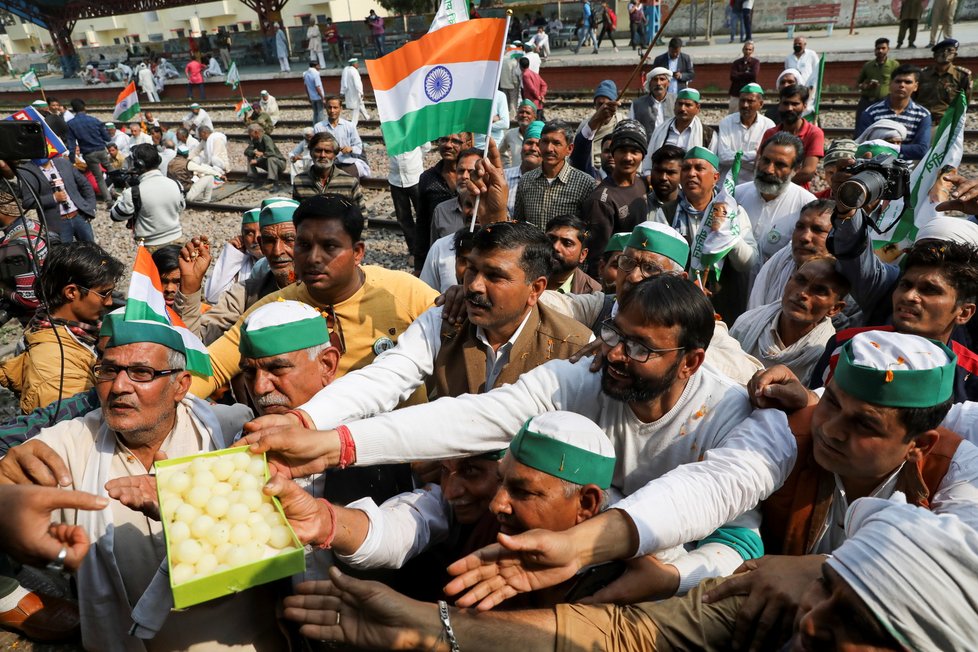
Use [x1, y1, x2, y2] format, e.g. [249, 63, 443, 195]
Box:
[838, 170, 887, 210]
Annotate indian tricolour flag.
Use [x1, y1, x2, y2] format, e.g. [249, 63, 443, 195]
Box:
[366, 18, 508, 156]
[125, 247, 212, 376]
[113, 81, 141, 123]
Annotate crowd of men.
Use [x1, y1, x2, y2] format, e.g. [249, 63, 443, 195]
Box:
[0, 22, 977, 652]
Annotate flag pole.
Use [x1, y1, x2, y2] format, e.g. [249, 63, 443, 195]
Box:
[470, 13, 512, 232]
[615, 0, 684, 103]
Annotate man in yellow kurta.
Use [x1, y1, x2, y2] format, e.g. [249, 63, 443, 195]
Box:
[188, 194, 438, 401]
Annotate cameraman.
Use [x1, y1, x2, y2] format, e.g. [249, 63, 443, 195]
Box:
[109, 143, 185, 250]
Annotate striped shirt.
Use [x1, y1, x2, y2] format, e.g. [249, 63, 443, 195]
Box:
[854, 98, 932, 161]
[514, 161, 598, 230]
[291, 167, 366, 216]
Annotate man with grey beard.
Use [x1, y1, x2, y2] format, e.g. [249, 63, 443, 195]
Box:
[734, 132, 816, 264]
[291, 132, 366, 216]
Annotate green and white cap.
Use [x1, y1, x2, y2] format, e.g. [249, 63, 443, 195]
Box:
[105, 121, 116, 129]
[834, 331, 956, 408]
[99, 307, 126, 339]
[241, 208, 261, 225]
[259, 200, 298, 228]
[739, 82, 764, 95]
[190, 102, 202, 109]
[32, 99, 48, 107]
[676, 88, 701, 103]
[604, 232, 632, 253]
[107, 317, 211, 376]
[509, 412, 616, 489]
[260, 196, 298, 208]
[684, 146, 720, 171]
[855, 139, 900, 159]
[625, 221, 690, 268]
[239, 300, 332, 358]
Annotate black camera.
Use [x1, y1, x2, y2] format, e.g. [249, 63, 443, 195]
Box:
[836, 154, 912, 212]
[106, 168, 141, 190]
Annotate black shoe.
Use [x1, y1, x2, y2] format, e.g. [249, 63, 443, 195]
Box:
[909, 43, 917, 48]
[896, 43, 902, 48]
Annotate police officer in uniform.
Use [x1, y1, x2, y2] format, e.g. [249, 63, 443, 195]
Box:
[915, 38, 973, 124]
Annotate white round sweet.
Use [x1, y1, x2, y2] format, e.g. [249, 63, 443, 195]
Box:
[257, 501, 276, 516]
[246, 456, 266, 479]
[234, 472, 260, 492]
[229, 523, 252, 546]
[166, 470, 192, 495]
[175, 539, 203, 565]
[196, 553, 219, 575]
[205, 496, 230, 519]
[249, 521, 272, 546]
[192, 470, 217, 490]
[264, 511, 283, 528]
[173, 503, 199, 524]
[211, 482, 233, 497]
[186, 486, 210, 508]
[169, 520, 191, 544]
[268, 525, 292, 549]
[206, 522, 231, 547]
[213, 542, 233, 563]
[171, 562, 195, 585]
[190, 514, 216, 539]
[224, 545, 250, 567]
[226, 503, 250, 525]
[231, 452, 251, 471]
[240, 490, 263, 511]
[211, 457, 235, 481]
[246, 542, 266, 563]
[246, 512, 265, 527]
[190, 457, 211, 475]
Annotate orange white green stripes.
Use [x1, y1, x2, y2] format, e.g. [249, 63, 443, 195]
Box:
[113, 81, 141, 124]
[125, 247, 212, 376]
[366, 18, 507, 155]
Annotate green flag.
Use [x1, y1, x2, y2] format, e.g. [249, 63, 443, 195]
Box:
[20, 68, 40, 92]
[225, 61, 240, 91]
[805, 55, 826, 124]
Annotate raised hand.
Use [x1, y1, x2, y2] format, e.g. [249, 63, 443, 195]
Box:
[237, 416, 341, 479]
[746, 365, 817, 411]
[178, 235, 212, 295]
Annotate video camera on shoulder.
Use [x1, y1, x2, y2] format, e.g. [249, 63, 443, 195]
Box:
[107, 168, 141, 190]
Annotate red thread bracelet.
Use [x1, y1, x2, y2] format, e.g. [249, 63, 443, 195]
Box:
[316, 498, 337, 549]
[286, 409, 313, 429]
[336, 425, 357, 469]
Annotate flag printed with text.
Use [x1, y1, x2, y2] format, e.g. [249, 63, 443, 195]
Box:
[225, 62, 240, 90]
[125, 247, 212, 376]
[5, 105, 67, 164]
[428, 0, 470, 33]
[20, 69, 40, 92]
[113, 82, 141, 123]
[366, 18, 507, 156]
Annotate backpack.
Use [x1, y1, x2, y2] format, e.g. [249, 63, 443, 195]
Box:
[607, 8, 617, 28]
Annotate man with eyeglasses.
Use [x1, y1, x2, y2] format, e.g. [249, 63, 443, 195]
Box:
[187, 194, 439, 405]
[292, 132, 366, 216]
[243, 266, 794, 607]
[416, 133, 471, 273]
[0, 316, 284, 651]
[0, 242, 124, 414]
[313, 96, 368, 179]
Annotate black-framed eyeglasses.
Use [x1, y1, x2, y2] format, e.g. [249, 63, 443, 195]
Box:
[93, 363, 184, 383]
[77, 285, 115, 301]
[617, 255, 666, 279]
[599, 319, 683, 363]
[323, 304, 346, 355]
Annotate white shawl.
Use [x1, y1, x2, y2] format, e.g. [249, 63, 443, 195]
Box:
[730, 301, 836, 383]
[647, 115, 704, 155]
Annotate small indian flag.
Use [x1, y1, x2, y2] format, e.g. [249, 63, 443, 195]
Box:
[125, 247, 212, 376]
[234, 99, 250, 119]
[366, 18, 508, 156]
[225, 61, 240, 90]
[21, 69, 40, 92]
[113, 81, 141, 124]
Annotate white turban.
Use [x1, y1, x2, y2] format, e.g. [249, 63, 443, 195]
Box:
[856, 118, 908, 144]
[914, 217, 978, 247]
[776, 67, 803, 88]
[828, 495, 978, 652]
[644, 67, 671, 92]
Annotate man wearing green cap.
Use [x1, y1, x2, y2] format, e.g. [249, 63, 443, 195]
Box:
[672, 145, 758, 321]
[596, 231, 630, 293]
[177, 200, 299, 344]
[645, 88, 714, 167]
[500, 101, 538, 168]
[501, 120, 543, 219]
[0, 317, 284, 651]
[714, 82, 774, 184]
[182, 103, 212, 138]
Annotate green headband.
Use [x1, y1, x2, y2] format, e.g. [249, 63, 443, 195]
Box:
[855, 143, 899, 159]
[625, 225, 690, 268]
[684, 146, 720, 171]
[259, 202, 297, 228]
[604, 232, 631, 254]
[739, 83, 764, 95]
[241, 208, 260, 225]
[239, 316, 331, 358]
[508, 419, 615, 489]
[676, 88, 701, 103]
[834, 339, 956, 408]
[519, 99, 537, 109]
[524, 120, 545, 141]
[107, 319, 186, 358]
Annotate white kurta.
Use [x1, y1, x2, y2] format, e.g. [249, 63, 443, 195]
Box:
[735, 180, 816, 262]
[339, 359, 796, 589]
[419, 233, 457, 293]
[340, 65, 364, 109]
[712, 112, 775, 185]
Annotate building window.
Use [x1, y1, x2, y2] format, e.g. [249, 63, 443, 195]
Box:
[240, 21, 252, 31]
[131, 34, 141, 42]
[113, 37, 121, 44]
[149, 33, 164, 42]
[229, 24, 239, 32]
[147, 11, 159, 22]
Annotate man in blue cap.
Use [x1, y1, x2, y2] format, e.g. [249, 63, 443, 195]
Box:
[575, 79, 622, 168]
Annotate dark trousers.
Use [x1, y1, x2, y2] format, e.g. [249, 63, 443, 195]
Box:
[597, 24, 617, 48]
[82, 150, 111, 201]
[898, 19, 919, 46]
[187, 82, 205, 99]
[741, 9, 753, 40]
[56, 215, 95, 243]
[390, 183, 419, 255]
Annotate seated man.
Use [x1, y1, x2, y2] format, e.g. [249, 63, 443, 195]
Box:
[0, 242, 123, 413]
[292, 132, 366, 216]
[0, 318, 279, 650]
[166, 144, 225, 203]
[189, 125, 230, 175]
[731, 256, 848, 383]
[151, 244, 183, 309]
[202, 208, 262, 305]
[282, 495, 978, 652]
[177, 200, 297, 344]
[289, 127, 315, 182]
[244, 124, 286, 191]
[272, 411, 616, 607]
[291, 221, 593, 427]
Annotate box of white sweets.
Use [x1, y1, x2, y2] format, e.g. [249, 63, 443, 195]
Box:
[155, 447, 305, 609]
